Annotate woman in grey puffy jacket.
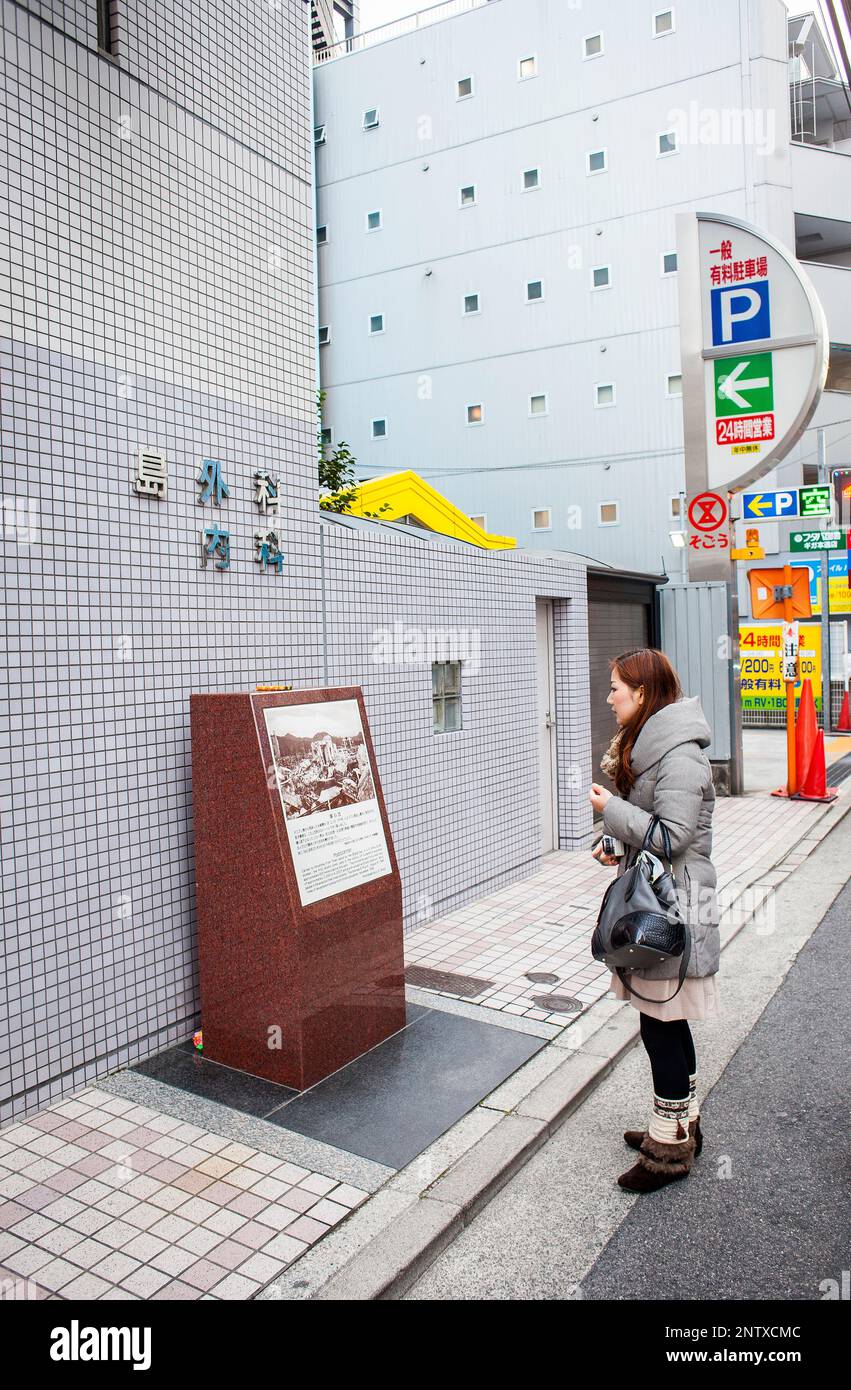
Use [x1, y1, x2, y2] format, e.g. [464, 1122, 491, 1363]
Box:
[588, 647, 719, 1193]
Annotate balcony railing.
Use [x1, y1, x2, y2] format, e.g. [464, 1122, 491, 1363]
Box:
[314, 0, 498, 64]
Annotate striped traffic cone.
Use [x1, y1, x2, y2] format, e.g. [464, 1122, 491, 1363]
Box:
[794, 679, 818, 791]
[794, 729, 838, 803]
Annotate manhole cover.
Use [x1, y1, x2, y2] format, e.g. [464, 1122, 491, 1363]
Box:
[405, 965, 494, 998]
[525, 971, 560, 984]
[532, 994, 582, 1013]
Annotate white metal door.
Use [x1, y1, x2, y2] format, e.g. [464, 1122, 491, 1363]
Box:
[535, 597, 559, 853]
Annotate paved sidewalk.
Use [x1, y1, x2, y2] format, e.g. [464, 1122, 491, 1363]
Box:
[0, 789, 846, 1301]
[402, 792, 837, 1024]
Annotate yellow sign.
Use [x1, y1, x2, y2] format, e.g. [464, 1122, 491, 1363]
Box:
[739, 623, 822, 711]
[731, 545, 764, 560]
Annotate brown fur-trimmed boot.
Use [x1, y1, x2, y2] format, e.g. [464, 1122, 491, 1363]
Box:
[617, 1125, 697, 1192]
[624, 1115, 702, 1155]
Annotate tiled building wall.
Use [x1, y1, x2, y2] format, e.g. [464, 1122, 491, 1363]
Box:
[319, 517, 595, 929]
[0, 0, 594, 1125]
[1, 0, 323, 1125]
[552, 593, 594, 843]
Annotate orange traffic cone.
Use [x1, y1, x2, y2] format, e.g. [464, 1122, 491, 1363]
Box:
[794, 729, 838, 802]
[838, 690, 851, 733]
[795, 679, 818, 791]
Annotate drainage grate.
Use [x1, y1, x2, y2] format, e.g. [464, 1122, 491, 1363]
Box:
[525, 971, 560, 984]
[531, 994, 583, 1013]
[405, 965, 494, 998]
[826, 750, 851, 786]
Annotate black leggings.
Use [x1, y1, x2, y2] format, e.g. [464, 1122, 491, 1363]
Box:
[639, 1013, 696, 1100]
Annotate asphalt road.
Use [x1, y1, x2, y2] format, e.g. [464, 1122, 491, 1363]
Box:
[579, 873, 851, 1300]
[404, 812, 850, 1302]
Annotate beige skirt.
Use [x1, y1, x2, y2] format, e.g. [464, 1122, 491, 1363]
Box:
[608, 968, 719, 1021]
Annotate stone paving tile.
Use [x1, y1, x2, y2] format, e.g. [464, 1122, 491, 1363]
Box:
[0, 1083, 369, 1301]
[402, 790, 841, 1020]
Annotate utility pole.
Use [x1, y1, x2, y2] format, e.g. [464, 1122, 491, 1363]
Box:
[817, 428, 831, 734]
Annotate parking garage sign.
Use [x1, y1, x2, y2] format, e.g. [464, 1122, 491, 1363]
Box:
[676, 212, 828, 580]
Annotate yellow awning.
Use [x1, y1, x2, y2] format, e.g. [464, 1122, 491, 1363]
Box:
[323, 470, 515, 549]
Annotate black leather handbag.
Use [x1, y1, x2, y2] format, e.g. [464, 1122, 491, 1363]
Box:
[590, 816, 691, 1002]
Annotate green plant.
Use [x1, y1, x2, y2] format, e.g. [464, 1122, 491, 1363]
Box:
[317, 389, 391, 518]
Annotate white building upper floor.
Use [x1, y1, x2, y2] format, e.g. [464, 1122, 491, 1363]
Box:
[311, 0, 851, 569]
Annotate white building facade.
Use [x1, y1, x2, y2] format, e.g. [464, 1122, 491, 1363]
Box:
[313, 0, 851, 576]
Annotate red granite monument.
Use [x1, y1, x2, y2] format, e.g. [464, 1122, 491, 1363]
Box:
[189, 687, 406, 1089]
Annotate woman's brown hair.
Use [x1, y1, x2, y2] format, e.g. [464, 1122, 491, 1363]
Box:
[608, 648, 682, 796]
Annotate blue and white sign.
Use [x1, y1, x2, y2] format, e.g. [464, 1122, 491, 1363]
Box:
[742, 489, 799, 520]
[710, 280, 771, 346]
[677, 212, 829, 530]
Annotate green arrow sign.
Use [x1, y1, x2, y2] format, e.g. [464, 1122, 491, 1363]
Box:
[799, 485, 832, 518]
[714, 352, 774, 416]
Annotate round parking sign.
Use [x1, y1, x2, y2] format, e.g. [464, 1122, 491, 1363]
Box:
[688, 492, 728, 532]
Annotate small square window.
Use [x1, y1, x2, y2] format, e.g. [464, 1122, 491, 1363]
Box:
[366, 209, 382, 231]
[670, 495, 682, 520]
[460, 184, 477, 207]
[532, 508, 552, 530]
[433, 661, 462, 733]
[321, 427, 332, 448]
[666, 373, 683, 396]
[463, 293, 480, 314]
[369, 314, 384, 334]
[363, 108, 379, 129]
[586, 149, 607, 175]
[529, 393, 548, 416]
[457, 75, 474, 98]
[466, 403, 484, 425]
[523, 167, 540, 190]
[318, 325, 330, 346]
[599, 501, 620, 525]
[591, 265, 611, 289]
[316, 224, 328, 245]
[657, 130, 678, 156]
[526, 280, 544, 302]
[518, 55, 537, 79]
[595, 383, 615, 407]
[653, 9, 675, 37]
[371, 418, 387, 438]
[470, 513, 487, 529]
[661, 250, 678, 275]
[584, 33, 604, 59]
[314, 125, 326, 145]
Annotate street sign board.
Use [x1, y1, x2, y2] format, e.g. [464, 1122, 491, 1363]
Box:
[688, 492, 728, 531]
[799, 485, 832, 518]
[789, 529, 846, 553]
[781, 620, 799, 682]
[739, 623, 822, 711]
[677, 212, 828, 581]
[741, 486, 833, 521]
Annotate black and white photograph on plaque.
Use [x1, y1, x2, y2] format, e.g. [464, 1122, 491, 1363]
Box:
[263, 699, 392, 905]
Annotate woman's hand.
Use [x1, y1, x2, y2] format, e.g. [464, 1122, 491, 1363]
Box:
[589, 782, 612, 814]
[591, 842, 619, 867]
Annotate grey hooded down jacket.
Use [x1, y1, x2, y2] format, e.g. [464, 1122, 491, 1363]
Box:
[600, 695, 720, 981]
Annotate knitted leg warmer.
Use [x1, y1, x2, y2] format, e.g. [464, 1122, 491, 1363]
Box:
[688, 1072, 699, 1123]
[639, 1092, 695, 1176]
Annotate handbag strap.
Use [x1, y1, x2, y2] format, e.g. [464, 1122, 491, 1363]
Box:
[641, 814, 674, 872]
